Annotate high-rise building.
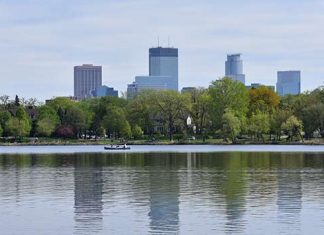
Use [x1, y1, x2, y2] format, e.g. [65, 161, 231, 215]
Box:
[149, 47, 178, 91]
[74, 64, 102, 100]
[225, 54, 246, 84]
[91, 85, 118, 98]
[276, 71, 301, 96]
[127, 46, 179, 99]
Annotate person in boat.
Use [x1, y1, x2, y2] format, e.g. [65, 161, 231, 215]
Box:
[123, 143, 127, 149]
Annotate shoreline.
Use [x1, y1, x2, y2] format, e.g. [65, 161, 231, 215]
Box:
[1, 140, 324, 146]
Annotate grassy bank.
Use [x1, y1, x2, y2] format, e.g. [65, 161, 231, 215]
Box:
[1, 137, 323, 146]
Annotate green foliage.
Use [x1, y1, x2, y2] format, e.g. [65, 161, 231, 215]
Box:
[221, 109, 241, 143]
[0, 111, 11, 129]
[6, 117, 31, 137]
[36, 117, 57, 137]
[187, 88, 211, 136]
[96, 126, 106, 138]
[209, 77, 249, 130]
[153, 90, 190, 141]
[121, 121, 132, 139]
[248, 112, 270, 141]
[281, 115, 303, 141]
[132, 124, 143, 139]
[0, 125, 3, 137]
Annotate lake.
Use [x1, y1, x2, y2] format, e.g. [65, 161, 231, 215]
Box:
[0, 145, 324, 234]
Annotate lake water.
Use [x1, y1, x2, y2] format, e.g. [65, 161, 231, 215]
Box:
[0, 145, 324, 234]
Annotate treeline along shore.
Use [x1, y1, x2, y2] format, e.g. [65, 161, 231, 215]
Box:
[1, 77, 324, 145]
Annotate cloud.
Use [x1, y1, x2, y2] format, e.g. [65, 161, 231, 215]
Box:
[0, 0, 324, 100]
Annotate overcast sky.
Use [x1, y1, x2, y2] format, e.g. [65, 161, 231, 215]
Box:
[1, 0, 324, 101]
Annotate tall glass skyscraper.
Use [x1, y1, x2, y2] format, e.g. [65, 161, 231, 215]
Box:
[127, 46, 179, 99]
[74, 64, 102, 100]
[276, 71, 301, 96]
[149, 47, 178, 91]
[225, 54, 246, 84]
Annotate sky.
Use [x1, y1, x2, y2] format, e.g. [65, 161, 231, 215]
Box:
[1, 0, 324, 101]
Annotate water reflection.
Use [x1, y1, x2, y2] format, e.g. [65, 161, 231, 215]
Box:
[0, 152, 324, 234]
[147, 154, 180, 234]
[74, 155, 103, 234]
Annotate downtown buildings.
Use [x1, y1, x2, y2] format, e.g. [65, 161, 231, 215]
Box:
[74, 64, 102, 100]
[127, 47, 178, 99]
[74, 64, 117, 100]
[225, 54, 246, 85]
[276, 71, 301, 96]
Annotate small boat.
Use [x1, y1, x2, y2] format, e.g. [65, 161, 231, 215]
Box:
[104, 145, 131, 150]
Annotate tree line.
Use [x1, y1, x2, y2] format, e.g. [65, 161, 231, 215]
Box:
[1, 77, 323, 143]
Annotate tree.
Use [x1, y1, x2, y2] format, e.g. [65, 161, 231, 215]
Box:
[248, 86, 280, 114]
[37, 117, 57, 137]
[248, 111, 270, 142]
[5, 107, 31, 137]
[55, 126, 75, 139]
[0, 95, 10, 109]
[6, 117, 31, 137]
[187, 88, 211, 139]
[0, 125, 3, 137]
[121, 121, 132, 139]
[209, 77, 249, 130]
[270, 109, 292, 140]
[152, 90, 190, 141]
[15, 95, 20, 106]
[103, 106, 128, 138]
[221, 109, 241, 143]
[132, 124, 143, 139]
[281, 115, 303, 141]
[0, 111, 11, 129]
[127, 90, 157, 135]
[298, 103, 324, 139]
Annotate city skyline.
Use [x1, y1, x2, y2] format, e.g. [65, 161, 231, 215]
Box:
[1, 0, 324, 100]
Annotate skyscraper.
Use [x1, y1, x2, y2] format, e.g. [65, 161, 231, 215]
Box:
[149, 47, 178, 91]
[127, 46, 179, 99]
[225, 54, 246, 84]
[276, 71, 301, 96]
[74, 64, 102, 100]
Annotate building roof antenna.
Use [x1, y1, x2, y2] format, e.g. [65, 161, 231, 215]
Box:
[157, 36, 160, 47]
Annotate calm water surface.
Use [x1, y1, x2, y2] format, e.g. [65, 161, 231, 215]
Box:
[0, 146, 324, 234]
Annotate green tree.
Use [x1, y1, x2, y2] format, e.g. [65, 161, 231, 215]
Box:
[248, 111, 270, 142]
[0, 125, 3, 137]
[6, 107, 32, 137]
[36, 106, 60, 137]
[298, 103, 324, 139]
[0, 111, 11, 132]
[6, 117, 31, 137]
[270, 109, 292, 140]
[209, 77, 249, 130]
[127, 90, 157, 135]
[121, 121, 132, 139]
[187, 88, 211, 139]
[281, 115, 303, 141]
[153, 90, 190, 141]
[36, 117, 57, 137]
[103, 106, 128, 138]
[221, 109, 241, 143]
[132, 124, 143, 139]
